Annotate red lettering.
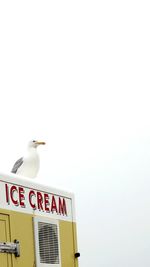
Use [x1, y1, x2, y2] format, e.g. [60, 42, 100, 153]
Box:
[29, 190, 36, 209]
[5, 184, 10, 204]
[5, 184, 68, 218]
[19, 187, 25, 207]
[51, 195, 58, 213]
[10, 185, 19, 206]
[59, 197, 67, 215]
[44, 193, 50, 212]
[37, 191, 43, 211]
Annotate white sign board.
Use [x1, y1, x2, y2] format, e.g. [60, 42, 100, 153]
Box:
[0, 175, 74, 222]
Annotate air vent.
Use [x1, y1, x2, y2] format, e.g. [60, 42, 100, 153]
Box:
[38, 222, 59, 264]
[34, 217, 61, 267]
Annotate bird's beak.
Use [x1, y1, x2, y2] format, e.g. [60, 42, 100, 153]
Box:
[35, 141, 46, 145]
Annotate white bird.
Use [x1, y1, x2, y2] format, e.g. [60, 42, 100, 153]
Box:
[11, 140, 46, 178]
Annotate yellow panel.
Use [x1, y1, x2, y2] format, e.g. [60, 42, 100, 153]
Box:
[72, 223, 79, 267]
[59, 221, 79, 267]
[0, 209, 79, 267]
[0, 213, 12, 267]
[9, 211, 35, 267]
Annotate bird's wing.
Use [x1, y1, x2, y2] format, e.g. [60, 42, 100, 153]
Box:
[11, 157, 24, 173]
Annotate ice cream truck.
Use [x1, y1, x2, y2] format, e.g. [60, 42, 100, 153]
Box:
[0, 173, 80, 267]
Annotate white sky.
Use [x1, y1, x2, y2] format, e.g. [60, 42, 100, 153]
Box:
[0, 1, 150, 266]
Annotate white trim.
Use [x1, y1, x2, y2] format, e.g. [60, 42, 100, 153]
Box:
[0, 172, 73, 198]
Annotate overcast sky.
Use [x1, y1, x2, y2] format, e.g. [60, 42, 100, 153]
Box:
[0, 1, 150, 266]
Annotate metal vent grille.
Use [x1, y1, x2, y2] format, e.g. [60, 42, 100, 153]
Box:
[38, 222, 59, 264]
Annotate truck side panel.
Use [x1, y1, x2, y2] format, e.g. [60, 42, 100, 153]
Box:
[0, 209, 78, 267]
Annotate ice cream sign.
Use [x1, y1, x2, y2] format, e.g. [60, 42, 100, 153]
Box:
[0, 180, 72, 221]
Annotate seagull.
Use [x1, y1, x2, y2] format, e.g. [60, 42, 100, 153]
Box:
[11, 140, 46, 178]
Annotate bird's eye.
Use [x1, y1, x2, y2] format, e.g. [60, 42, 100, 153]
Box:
[32, 140, 36, 143]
